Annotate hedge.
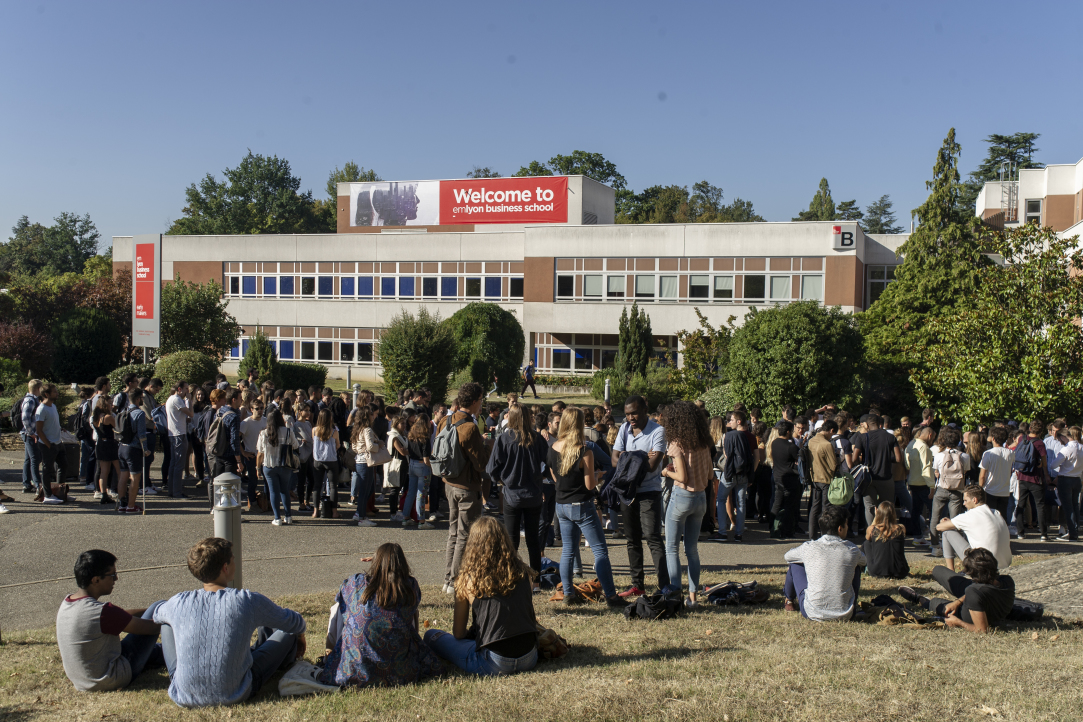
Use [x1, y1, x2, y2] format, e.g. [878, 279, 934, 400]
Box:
[50, 308, 123, 383]
[154, 351, 218, 401]
[279, 362, 327, 391]
[107, 363, 157, 393]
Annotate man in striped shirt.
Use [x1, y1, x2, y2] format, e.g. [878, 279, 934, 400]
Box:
[20, 379, 44, 494]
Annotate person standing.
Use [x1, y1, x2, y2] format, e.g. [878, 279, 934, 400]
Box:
[19, 379, 43, 495]
[35, 383, 66, 504]
[853, 415, 903, 527]
[350, 407, 380, 528]
[257, 407, 299, 526]
[611, 395, 669, 596]
[165, 382, 193, 499]
[906, 426, 936, 545]
[1053, 426, 1082, 542]
[715, 410, 757, 543]
[312, 409, 342, 519]
[978, 427, 1015, 521]
[770, 420, 802, 538]
[520, 360, 538, 399]
[929, 427, 971, 552]
[239, 399, 267, 511]
[806, 420, 839, 540]
[1012, 419, 1052, 541]
[405, 415, 435, 531]
[139, 378, 163, 494]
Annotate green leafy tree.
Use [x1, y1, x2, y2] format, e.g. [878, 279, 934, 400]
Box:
[82, 253, 114, 279]
[378, 307, 458, 404]
[673, 308, 735, 398]
[836, 200, 864, 221]
[466, 166, 502, 178]
[690, 181, 724, 218]
[793, 178, 836, 221]
[51, 308, 123, 383]
[237, 326, 282, 388]
[444, 302, 525, 394]
[160, 277, 241, 362]
[616, 301, 652, 382]
[860, 128, 986, 414]
[916, 224, 1083, 423]
[714, 198, 766, 223]
[313, 161, 380, 231]
[958, 132, 1043, 213]
[0, 213, 100, 279]
[863, 195, 904, 234]
[513, 151, 626, 190]
[512, 160, 553, 177]
[728, 301, 865, 421]
[167, 150, 319, 235]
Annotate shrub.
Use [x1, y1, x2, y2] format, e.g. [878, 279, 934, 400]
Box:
[0, 357, 25, 397]
[0, 322, 54, 377]
[237, 327, 281, 388]
[378, 308, 457, 406]
[535, 374, 592, 388]
[627, 366, 679, 411]
[444, 303, 525, 395]
[50, 308, 123, 383]
[279, 362, 327, 391]
[154, 351, 219, 400]
[699, 383, 734, 418]
[107, 363, 156, 393]
[590, 368, 626, 402]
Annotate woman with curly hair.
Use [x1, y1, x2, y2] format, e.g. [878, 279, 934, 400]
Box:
[424, 516, 539, 675]
[659, 400, 714, 607]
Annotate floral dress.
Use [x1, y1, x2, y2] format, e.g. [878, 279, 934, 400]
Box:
[320, 573, 445, 687]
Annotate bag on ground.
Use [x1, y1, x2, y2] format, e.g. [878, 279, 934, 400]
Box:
[278, 660, 338, 696]
[623, 589, 684, 621]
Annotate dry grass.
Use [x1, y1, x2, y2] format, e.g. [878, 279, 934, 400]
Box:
[2, 560, 1080, 722]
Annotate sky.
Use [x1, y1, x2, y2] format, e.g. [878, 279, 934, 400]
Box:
[2, 0, 1082, 249]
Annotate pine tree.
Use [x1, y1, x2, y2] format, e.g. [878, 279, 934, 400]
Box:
[793, 178, 836, 221]
[836, 200, 864, 221]
[238, 326, 281, 388]
[863, 195, 904, 234]
[616, 302, 652, 382]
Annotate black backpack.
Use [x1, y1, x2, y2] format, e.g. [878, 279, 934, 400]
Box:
[117, 407, 137, 445]
[1013, 437, 1040, 475]
[10, 396, 31, 433]
[74, 399, 93, 441]
[623, 589, 684, 621]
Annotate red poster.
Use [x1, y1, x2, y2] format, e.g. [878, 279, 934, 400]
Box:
[439, 176, 568, 224]
[135, 243, 155, 320]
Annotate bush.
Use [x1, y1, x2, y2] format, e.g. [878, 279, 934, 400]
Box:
[154, 351, 219, 400]
[379, 308, 457, 406]
[0, 357, 25, 397]
[627, 366, 679, 411]
[535, 374, 592, 388]
[444, 303, 525, 395]
[237, 327, 281, 388]
[590, 368, 626, 402]
[279, 362, 327, 391]
[50, 308, 123, 383]
[0, 322, 54, 378]
[699, 383, 734, 418]
[107, 363, 156, 393]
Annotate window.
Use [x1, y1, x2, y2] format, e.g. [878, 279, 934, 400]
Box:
[263, 277, 276, 295]
[552, 349, 571, 369]
[635, 275, 655, 298]
[556, 275, 574, 297]
[280, 276, 294, 295]
[465, 278, 481, 297]
[601, 349, 617, 369]
[381, 277, 396, 296]
[867, 265, 896, 305]
[301, 341, 315, 360]
[230, 277, 239, 295]
[770, 276, 790, 300]
[744, 275, 765, 299]
[279, 340, 294, 360]
[607, 275, 625, 298]
[301, 277, 315, 296]
[509, 278, 524, 298]
[317, 341, 333, 361]
[241, 339, 250, 355]
[357, 277, 373, 296]
[399, 277, 415, 298]
[659, 276, 678, 299]
[689, 275, 709, 299]
[441, 277, 457, 298]
[574, 348, 592, 371]
[714, 276, 733, 301]
[242, 276, 256, 296]
[1026, 199, 1042, 225]
[357, 343, 374, 363]
[231, 341, 240, 358]
[423, 277, 438, 297]
[801, 275, 823, 300]
[340, 343, 354, 362]
[341, 277, 355, 296]
[583, 275, 602, 297]
[484, 277, 501, 298]
[318, 276, 333, 296]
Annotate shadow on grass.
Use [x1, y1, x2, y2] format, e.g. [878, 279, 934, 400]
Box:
[0, 704, 35, 721]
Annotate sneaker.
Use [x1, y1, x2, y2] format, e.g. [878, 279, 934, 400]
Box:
[375, 494, 386, 504]
[618, 585, 645, 599]
[445, 582, 456, 596]
[1056, 534, 1073, 541]
[912, 537, 930, 546]
[1009, 525, 1018, 537]
[183, 473, 196, 481]
[357, 519, 377, 527]
[733, 534, 743, 542]
[606, 595, 629, 609]
[352, 512, 361, 521]
[93, 491, 103, 500]
[403, 519, 418, 527]
[43, 495, 64, 504]
[100, 493, 113, 505]
[930, 547, 943, 558]
[23, 485, 35, 494]
[271, 518, 284, 526]
[563, 591, 584, 606]
[685, 598, 699, 610]
[84, 483, 96, 491]
[119, 505, 142, 514]
[284, 517, 293, 525]
[520, 529, 526, 537]
[1040, 535, 1050, 542]
[418, 522, 435, 530]
[898, 586, 921, 604]
[707, 532, 727, 543]
[143, 486, 158, 496]
[783, 598, 798, 612]
[390, 512, 405, 522]
[0, 503, 9, 514]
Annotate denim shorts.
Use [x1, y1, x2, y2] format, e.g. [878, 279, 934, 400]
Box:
[118, 444, 143, 474]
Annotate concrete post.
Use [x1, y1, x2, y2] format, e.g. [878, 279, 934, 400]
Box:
[352, 383, 361, 410]
[212, 472, 243, 589]
[604, 378, 610, 404]
[346, 366, 351, 389]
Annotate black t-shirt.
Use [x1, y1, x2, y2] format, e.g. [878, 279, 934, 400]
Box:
[548, 446, 591, 504]
[832, 435, 854, 474]
[856, 429, 898, 480]
[469, 577, 538, 658]
[407, 438, 431, 462]
[962, 576, 1015, 627]
[770, 438, 799, 481]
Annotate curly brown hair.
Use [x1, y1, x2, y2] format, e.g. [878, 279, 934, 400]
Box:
[660, 400, 713, 452]
[455, 516, 534, 600]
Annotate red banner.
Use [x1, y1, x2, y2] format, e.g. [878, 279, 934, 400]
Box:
[439, 176, 568, 224]
[135, 243, 155, 320]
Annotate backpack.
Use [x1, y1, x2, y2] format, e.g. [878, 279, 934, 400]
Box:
[939, 449, 966, 490]
[117, 407, 137, 445]
[74, 399, 92, 441]
[1006, 597, 1044, 622]
[206, 410, 231, 459]
[1012, 437, 1040, 476]
[623, 589, 684, 621]
[431, 414, 470, 479]
[112, 391, 129, 414]
[151, 403, 168, 432]
[11, 396, 34, 434]
[828, 471, 855, 506]
[706, 580, 771, 606]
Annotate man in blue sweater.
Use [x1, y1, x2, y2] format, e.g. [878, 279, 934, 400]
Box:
[154, 538, 306, 708]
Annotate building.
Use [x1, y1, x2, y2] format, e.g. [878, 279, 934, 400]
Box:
[976, 155, 1083, 238]
[112, 175, 907, 380]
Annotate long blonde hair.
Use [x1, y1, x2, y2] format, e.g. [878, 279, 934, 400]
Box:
[556, 407, 584, 476]
[456, 516, 533, 599]
[505, 402, 534, 447]
[870, 502, 904, 540]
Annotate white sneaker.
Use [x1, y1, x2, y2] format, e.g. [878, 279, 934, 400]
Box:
[520, 529, 526, 537]
[427, 513, 439, 522]
[352, 512, 361, 521]
[931, 547, 943, 558]
[84, 483, 96, 491]
[43, 495, 64, 504]
[419, 522, 435, 530]
[284, 517, 293, 525]
[0, 503, 9, 514]
[144, 486, 159, 496]
[357, 519, 377, 527]
[390, 512, 404, 522]
[271, 518, 284, 526]
[93, 491, 103, 500]
[444, 582, 455, 595]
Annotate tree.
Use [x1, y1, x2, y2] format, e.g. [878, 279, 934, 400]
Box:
[728, 301, 865, 422]
[673, 308, 735, 399]
[50, 308, 123, 383]
[444, 303, 525, 394]
[313, 161, 380, 231]
[0, 212, 100, 278]
[915, 224, 1083, 424]
[466, 166, 502, 178]
[690, 181, 723, 218]
[237, 326, 282, 388]
[166, 150, 319, 235]
[616, 302, 652, 382]
[793, 178, 836, 221]
[860, 128, 986, 414]
[958, 132, 1044, 213]
[377, 307, 457, 404]
[863, 195, 904, 234]
[512, 160, 553, 177]
[160, 277, 241, 361]
[836, 200, 864, 221]
[0, 322, 53, 378]
[714, 198, 766, 223]
[513, 151, 626, 190]
[82, 253, 114, 279]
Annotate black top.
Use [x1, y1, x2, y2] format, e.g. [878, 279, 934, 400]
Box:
[863, 533, 910, 579]
[96, 418, 115, 442]
[469, 577, 538, 658]
[723, 429, 754, 478]
[487, 430, 549, 507]
[961, 576, 1015, 627]
[770, 438, 800, 481]
[548, 446, 591, 504]
[832, 434, 855, 474]
[855, 429, 898, 480]
[407, 438, 431, 462]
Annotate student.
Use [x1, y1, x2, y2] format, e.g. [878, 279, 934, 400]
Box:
[1055, 426, 1082, 541]
[806, 420, 840, 540]
[863, 502, 909, 578]
[425, 517, 539, 674]
[899, 547, 1015, 634]
[854, 414, 903, 527]
[154, 538, 306, 708]
[293, 404, 315, 513]
[659, 401, 713, 608]
[56, 550, 164, 692]
[906, 426, 936, 545]
[34, 383, 65, 504]
[934, 485, 1012, 572]
[349, 406, 379, 527]
[257, 407, 300, 525]
[929, 427, 970, 551]
[1012, 418, 1051, 541]
[320, 543, 444, 687]
[116, 387, 150, 514]
[386, 415, 409, 522]
[312, 409, 342, 519]
[769, 420, 802, 539]
[978, 427, 1015, 521]
[715, 410, 758, 542]
[239, 398, 266, 511]
[20, 379, 43, 495]
[782, 505, 866, 621]
[520, 360, 538, 399]
[139, 377, 164, 493]
[165, 382, 194, 498]
[92, 396, 121, 505]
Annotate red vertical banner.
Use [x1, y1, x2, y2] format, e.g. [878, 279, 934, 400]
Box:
[135, 243, 155, 320]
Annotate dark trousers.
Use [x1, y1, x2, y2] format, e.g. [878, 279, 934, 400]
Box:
[910, 484, 930, 533]
[1056, 476, 1081, 539]
[520, 379, 537, 397]
[297, 459, 316, 504]
[1018, 481, 1048, 537]
[158, 433, 170, 484]
[209, 456, 238, 508]
[503, 499, 543, 573]
[191, 437, 207, 481]
[921, 566, 977, 623]
[771, 473, 802, 537]
[39, 441, 62, 491]
[539, 483, 557, 547]
[78, 439, 95, 486]
[142, 433, 156, 485]
[808, 482, 830, 539]
[987, 493, 1010, 522]
[621, 491, 669, 590]
[749, 467, 772, 521]
[242, 454, 260, 502]
[428, 476, 445, 516]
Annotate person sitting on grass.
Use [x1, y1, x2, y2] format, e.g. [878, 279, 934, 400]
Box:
[56, 550, 165, 692]
[425, 516, 540, 676]
[320, 542, 444, 687]
[153, 538, 307, 708]
[899, 547, 1015, 634]
[863, 501, 910, 579]
[934, 485, 1012, 573]
[782, 505, 867, 621]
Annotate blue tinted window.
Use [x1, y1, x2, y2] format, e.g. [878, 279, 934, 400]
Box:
[318, 276, 334, 296]
[241, 339, 250, 356]
[279, 340, 294, 359]
[441, 277, 457, 297]
[358, 277, 373, 296]
[263, 277, 276, 295]
[280, 276, 294, 295]
[341, 277, 355, 296]
[552, 349, 571, 369]
[242, 276, 256, 295]
[381, 277, 396, 296]
[269, 340, 277, 353]
[399, 277, 415, 297]
[231, 341, 240, 358]
[485, 277, 501, 298]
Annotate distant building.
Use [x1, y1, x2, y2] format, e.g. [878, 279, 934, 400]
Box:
[976, 155, 1083, 238]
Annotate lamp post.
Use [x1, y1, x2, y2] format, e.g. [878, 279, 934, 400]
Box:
[212, 472, 243, 589]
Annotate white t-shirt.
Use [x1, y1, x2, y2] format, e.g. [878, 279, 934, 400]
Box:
[951, 504, 1012, 569]
[240, 417, 267, 454]
[979, 447, 1015, 497]
[165, 395, 189, 436]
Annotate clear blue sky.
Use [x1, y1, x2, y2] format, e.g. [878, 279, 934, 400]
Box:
[2, 0, 1081, 249]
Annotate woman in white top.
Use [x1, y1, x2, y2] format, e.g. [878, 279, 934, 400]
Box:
[257, 407, 300, 526]
[293, 404, 316, 513]
[350, 407, 379, 528]
[929, 426, 970, 550]
[312, 409, 341, 519]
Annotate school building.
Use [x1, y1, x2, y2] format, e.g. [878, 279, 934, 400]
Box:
[976, 154, 1083, 238]
[112, 175, 907, 381]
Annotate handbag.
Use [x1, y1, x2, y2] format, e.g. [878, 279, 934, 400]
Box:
[365, 428, 392, 467]
[283, 429, 301, 471]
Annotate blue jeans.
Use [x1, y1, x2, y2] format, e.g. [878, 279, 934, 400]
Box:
[168, 435, 188, 497]
[424, 630, 537, 676]
[22, 435, 42, 488]
[161, 625, 297, 699]
[78, 438, 95, 485]
[262, 466, 293, 520]
[718, 475, 748, 535]
[352, 463, 373, 518]
[555, 501, 616, 598]
[406, 460, 430, 520]
[665, 487, 707, 594]
[784, 562, 862, 620]
[121, 601, 166, 681]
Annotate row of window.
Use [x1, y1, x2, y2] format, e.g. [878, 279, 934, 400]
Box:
[555, 273, 823, 302]
[230, 339, 378, 365]
[225, 275, 524, 301]
[533, 335, 678, 373]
